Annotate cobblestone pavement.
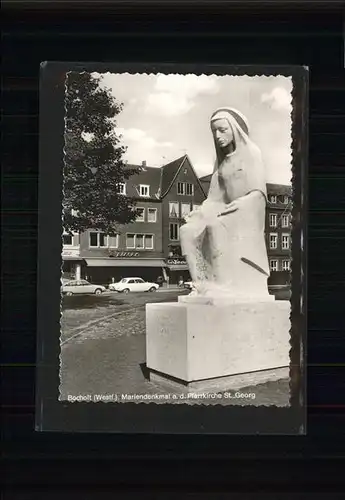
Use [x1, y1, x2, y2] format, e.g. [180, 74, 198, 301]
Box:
[61, 290, 188, 342]
[60, 306, 290, 407]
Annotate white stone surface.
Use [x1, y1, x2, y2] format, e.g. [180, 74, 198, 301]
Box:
[146, 301, 291, 383]
[178, 292, 275, 306]
[179, 107, 272, 300]
[149, 367, 289, 393]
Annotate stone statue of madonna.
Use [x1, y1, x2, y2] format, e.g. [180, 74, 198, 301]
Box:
[180, 107, 273, 302]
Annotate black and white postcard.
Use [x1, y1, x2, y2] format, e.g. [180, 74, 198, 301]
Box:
[36, 63, 307, 434]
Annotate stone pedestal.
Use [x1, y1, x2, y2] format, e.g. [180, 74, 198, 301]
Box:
[145, 300, 290, 390]
[178, 293, 275, 306]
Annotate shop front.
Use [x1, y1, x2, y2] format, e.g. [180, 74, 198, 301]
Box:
[83, 252, 167, 285]
[165, 257, 190, 285]
[62, 250, 86, 280]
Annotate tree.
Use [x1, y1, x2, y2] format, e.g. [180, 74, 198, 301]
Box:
[63, 72, 141, 235]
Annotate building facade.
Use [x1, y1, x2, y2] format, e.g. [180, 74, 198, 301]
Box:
[62, 156, 291, 287]
[265, 184, 292, 286]
[160, 156, 207, 283]
[62, 156, 207, 285]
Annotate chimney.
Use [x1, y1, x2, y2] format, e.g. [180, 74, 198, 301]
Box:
[142, 160, 147, 167]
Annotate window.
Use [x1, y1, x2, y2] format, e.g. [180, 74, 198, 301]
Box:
[181, 203, 191, 218]
[186, 183, 194, 196]
[282, 233, 290, 250]
[136, 234, 144, 249]
[270, 259, 279, 272]
[145, 234, 154, 249]
[147, 208, 157, 223]
[282, 260, 290, 271]
[169, 223, 179, 241]
[63, 233, 73, 246]
[139, 184, 150, 197]
[269, 233, 278, 250]
[270, 195, 277, 204]
[169, 202, 179, 218]
[126, 234, 135, 249]
[89, 232, 108, 247]
[282, 214, 290, 228]
[269, 213, 277, 228]
[89, 232, 98, 247]
[177, 182, 185, 195]
[99, 233, 107, 247]
[177, 182, 194, 196]
[136, 207, 145, 222]
[117, 183, 126, 195]
[126, 233, 154, 250]
[283, 195, 289, 204]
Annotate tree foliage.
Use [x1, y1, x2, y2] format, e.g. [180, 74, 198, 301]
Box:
[63, 72, 140, 235]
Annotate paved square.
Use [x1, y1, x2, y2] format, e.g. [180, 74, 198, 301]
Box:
[60, 291, 290, 406]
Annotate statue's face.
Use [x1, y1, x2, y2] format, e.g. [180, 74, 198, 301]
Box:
[211, 118, 233, 149]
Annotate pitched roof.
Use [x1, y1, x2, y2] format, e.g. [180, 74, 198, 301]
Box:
[160, 156, 186, 197]
[124, 164, 162, 200]
[122, 156, 293, 202]
[160, 154, 208, 198]
[200, 174, 212, 183]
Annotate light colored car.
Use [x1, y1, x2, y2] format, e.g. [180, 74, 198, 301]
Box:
[62, 279, 106, 296]
[184, 281, 194, 290]
[109, 277, 159, 294]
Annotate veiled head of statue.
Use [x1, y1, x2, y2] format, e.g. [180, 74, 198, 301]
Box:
[210, 108, 250, 153]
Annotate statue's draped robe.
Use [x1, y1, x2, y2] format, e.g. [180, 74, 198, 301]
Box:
[180, 116, 270, 299]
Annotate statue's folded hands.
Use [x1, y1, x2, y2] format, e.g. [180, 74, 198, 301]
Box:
[218, 200, 240, 216]
[218, 190, 264, 217]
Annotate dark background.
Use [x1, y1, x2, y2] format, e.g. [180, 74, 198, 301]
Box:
[3, 0, 345, 496]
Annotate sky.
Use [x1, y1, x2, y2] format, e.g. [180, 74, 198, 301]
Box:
[93, 72, 293, 185]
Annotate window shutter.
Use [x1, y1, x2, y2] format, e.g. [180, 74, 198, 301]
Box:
[73, 233, 80, 246]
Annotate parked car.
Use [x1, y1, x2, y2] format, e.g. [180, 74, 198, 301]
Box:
[109, 277, 159, 294]
[184, 281, 194, 290]
[62, 279, 106, 296]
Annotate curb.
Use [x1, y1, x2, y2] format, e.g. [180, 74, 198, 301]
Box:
[157, 288, 187, 292]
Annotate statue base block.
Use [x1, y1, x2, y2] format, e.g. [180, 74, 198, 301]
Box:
[146, 301, 290, 388]
[178, 293, 275, 306]
[149, 366, 289, 393]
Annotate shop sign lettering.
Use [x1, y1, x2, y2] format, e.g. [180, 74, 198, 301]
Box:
[166, 258, 187, 265]
[109, 251, 140, 258]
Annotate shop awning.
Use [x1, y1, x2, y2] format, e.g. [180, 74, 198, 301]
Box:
[84, 258, 166, 268]
[167, 264, 189, 271]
